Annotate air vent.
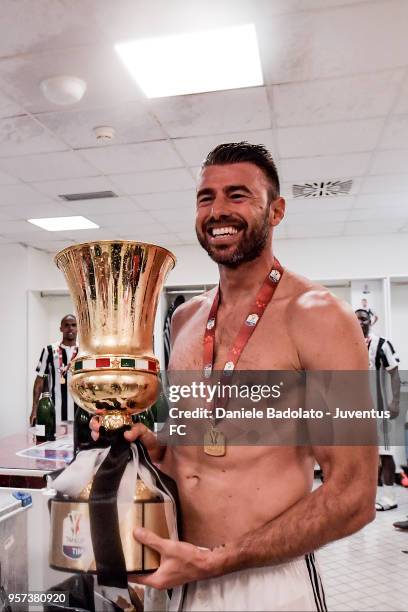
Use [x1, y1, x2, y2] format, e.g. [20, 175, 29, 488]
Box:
[58, 190, 118, 202]
[292, 179, 353, 198]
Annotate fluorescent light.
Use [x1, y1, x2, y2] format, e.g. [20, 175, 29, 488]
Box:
[115, 24, 263, 98]
[28, 216, 99, 232]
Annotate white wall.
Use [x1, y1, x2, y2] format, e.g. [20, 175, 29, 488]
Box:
[390, 283, 408, 373]
[169, 233, 408, 285]
[0, 244, 29, 437]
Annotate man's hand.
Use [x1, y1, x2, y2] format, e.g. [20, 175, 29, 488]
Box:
[130, 528, 218, 589]
[89, 412, 166, 463]
[29, 410, 36, 426]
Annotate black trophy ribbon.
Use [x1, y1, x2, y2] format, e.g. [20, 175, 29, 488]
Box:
[89, 428, 130, 587]
[88, 427, 181, 588]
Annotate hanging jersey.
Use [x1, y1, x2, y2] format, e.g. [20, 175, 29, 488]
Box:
[35, 342, 79, 423]
[367, 334, 400, 453]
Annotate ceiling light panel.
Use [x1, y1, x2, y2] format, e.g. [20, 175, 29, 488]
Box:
[28, 216, 99, 231]
[115, 24, 263, 98]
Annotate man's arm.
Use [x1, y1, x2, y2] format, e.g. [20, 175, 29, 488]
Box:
[132, 292, 378, 589]
[30, 375, 44, 425]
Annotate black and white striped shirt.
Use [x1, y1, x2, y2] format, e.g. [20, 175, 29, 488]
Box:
[35, 342, 79, 423]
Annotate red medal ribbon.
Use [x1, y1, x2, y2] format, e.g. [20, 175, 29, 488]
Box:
[203, 259, 284, 384]
[59, 344, 79, 379]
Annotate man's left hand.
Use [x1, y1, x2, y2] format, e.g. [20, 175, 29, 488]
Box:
[130, 528, 220, 589]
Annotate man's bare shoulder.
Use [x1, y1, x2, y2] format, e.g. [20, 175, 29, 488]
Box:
[282, 269, 351, 320]
[281, 269, 366, 369]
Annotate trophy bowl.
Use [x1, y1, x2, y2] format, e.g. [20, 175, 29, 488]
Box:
[54, 240, 176, 426]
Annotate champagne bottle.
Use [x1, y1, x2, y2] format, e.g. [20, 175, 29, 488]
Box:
[35, 374, 56, 443]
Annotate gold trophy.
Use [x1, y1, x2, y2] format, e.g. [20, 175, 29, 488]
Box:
[48, 241, 178, 586]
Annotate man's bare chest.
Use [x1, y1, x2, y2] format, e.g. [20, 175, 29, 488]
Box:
[169, 302, 300, 371]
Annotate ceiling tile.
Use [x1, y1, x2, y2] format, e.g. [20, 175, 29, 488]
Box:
[0, 219, 42, 234]
[279, 153, 370, 183]
[285, 209, 348, 225]
[344, 219, 406, 235]
[0, 200, 73, 221]
[120, 231, 183, 247]
[79, 141, 183, 175]
[285, 196, 355, 214]
[0, 183, 54, 206]
[271, 70, 404, 128]
[150, 207, 196, 230]
[85, 210, 158, 229]
[20, 238, 77, 253]
[0, 168, 20, 185]
[286, 222, 344, 239]
[172, 129, 277, 166]
[260, 1, 408, 84]
[353, 193, 408, 209]
[392, 74, 408, 115]
[360, 174, 408, 195]
[150, 87, 271, 138]
[40, 228, 123, 242]
[0, 89, 24, 119]
[109, 168, 195, 194]
[0, 45, 144, 115]
[0, 115, 67, 157]
[277, 118, 384, 158]
[36, 101, 166, 148]
[31, 175, 119, 199]
[369, 149, 408, 176]
[134, 190, 195, 211]
[0, 150, 96, 182]
[64, 196, 145, 217]
[0, 0, 108, 56]
[378, 115, 408, 150]
[349, 205, 408, 222]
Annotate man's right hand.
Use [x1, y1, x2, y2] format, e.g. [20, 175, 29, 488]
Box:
[29, 411, 36, 426]
[89, 412, 165, 463]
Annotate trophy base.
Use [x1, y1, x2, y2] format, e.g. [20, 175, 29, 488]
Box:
[49, 495, 170, 575]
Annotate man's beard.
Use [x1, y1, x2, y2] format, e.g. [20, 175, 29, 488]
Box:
[196, 208, 270, 268]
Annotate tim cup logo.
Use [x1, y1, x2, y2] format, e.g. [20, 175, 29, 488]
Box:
[62, 510, 86, 560]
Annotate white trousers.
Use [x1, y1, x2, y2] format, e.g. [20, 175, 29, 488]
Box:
[145, 553, 327, 612]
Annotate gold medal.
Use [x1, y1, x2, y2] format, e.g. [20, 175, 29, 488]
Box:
[204, 426, 226, 457]
[60, 376, 66, 384]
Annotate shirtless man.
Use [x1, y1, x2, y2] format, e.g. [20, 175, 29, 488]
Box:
[92, 143, 377, 611]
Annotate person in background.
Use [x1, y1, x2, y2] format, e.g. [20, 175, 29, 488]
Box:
[163, 295, 185, 368]
[30, 314, 79, 425]
[355, 309, 401, 511]
[360, 298, 378, 326]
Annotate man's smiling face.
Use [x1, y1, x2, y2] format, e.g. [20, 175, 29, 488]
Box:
[195, 162, 276, 268]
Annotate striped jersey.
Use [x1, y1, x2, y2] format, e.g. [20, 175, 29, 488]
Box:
[367, 334, 399, 371]
[35, 342, 79, 423]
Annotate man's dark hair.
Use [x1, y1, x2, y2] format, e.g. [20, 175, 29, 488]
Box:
[61, 314, 76, 325]
[202, 142, 280, 201]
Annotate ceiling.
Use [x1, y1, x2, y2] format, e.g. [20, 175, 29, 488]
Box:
[0, 0, 407, 253]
